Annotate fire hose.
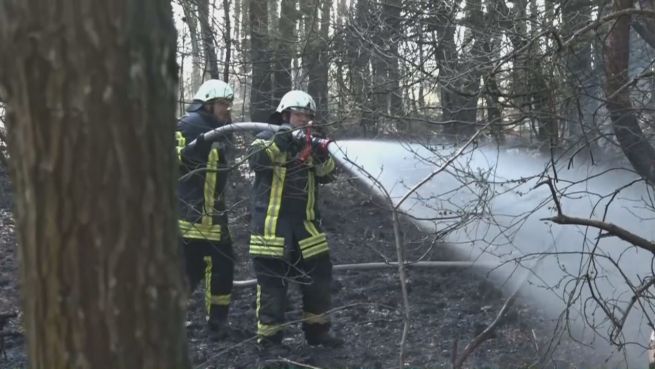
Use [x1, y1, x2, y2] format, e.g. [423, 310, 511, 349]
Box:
[187, 121, 332, 156]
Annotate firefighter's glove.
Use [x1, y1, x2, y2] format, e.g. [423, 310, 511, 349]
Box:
[194, 132, 212, 152]
[274, 125, 294, 152]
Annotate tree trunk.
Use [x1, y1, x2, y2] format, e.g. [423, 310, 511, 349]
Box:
[223, 0, 232, 82]
[455, 0, 484, 139]
[561, 0, 593, 143]
[485, 70, 504, 144]
[435, 0, 468, 139]
[481, 0, 504, 143]
[604, 0, 655, 184]
[334, 0, 349, 120]
[272, 0, 296, 103]
[531, 68, 558, 148]
[234, 0, 241, 41]
[349, 0, 376, 135]
[307, 0, 331, 121]
[0, 1, 189, 369]
[505, 0, 529, 138]
[199, 0, 220, 79]
[370, 5, 387, 125]
[182, 0, 203, 93]
[301, 0, 319, 106]
[417, 30, 425, 112]
[369, 1, 388, 127]
[268, 0, 280, 33]
[383, 0, 403, 119]
[240, 0, 250, 108]
[249, 0, 272, 121]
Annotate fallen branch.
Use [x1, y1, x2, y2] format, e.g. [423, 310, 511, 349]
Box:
[233, 261, 496, 287]
[265, 357, 324, 369]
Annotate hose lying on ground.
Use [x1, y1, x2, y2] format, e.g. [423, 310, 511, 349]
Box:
[233, 260, 497, 287]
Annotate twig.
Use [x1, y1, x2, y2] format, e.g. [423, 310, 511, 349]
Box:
[451, 286, 521, 369]
[395, 127, 486, 210]
[610, 277, 655, 341]
[534, 177, 562, 215]
[265, 357, 325, 369]
[531, 329, 539, 353]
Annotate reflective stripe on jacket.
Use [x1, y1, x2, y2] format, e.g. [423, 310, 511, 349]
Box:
[247, 129, 335, 258]
[176, 110, 231, 241]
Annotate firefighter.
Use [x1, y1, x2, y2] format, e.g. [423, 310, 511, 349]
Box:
[176, 79, 235, 340]
[247, 90, 343, 348]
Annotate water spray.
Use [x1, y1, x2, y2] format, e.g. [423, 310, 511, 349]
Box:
[183, 127, 655, 365]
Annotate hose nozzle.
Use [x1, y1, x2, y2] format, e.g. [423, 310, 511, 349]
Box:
[292, 129, 333, 161]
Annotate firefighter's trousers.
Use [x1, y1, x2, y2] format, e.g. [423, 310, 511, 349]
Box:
[182, 237, 234, 323]
[253, 252, 333, 342]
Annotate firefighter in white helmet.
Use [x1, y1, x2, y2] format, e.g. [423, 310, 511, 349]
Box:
[176, 79, 236, 340]
[247, 90, 342, 348]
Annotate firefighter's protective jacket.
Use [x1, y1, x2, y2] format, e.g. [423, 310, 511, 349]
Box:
[248, 129, 336, 259]
[176, 110, 231, 241]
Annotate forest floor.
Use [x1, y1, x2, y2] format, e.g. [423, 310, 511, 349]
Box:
[0, 164, 613, 369]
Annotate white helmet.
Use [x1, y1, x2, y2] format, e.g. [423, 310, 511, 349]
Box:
[276, 90, 316, 115]
[193, 79, 234, 102]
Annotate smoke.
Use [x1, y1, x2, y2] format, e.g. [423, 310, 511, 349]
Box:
[330, 139, 655, 367]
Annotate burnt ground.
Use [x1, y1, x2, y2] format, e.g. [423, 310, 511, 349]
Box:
[0, 165, 605, 369]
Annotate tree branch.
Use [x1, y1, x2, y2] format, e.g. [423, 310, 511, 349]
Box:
[534, 178, 562, 215]
[561, 9, 655, 49]
[544, 214, 655, 254]
[395, 126, 487, 210]
[452, 283, 521, 369]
